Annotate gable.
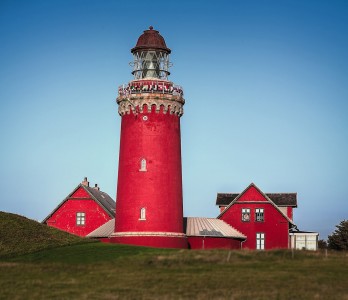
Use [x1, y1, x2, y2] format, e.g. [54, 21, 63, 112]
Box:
[235, 185, 266, 202]
[71, 187, 90, 198]
[42, 183, 115, 224]
[217, 183, 294, 225]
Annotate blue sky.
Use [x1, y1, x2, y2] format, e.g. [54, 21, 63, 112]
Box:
[1, 0, 347, 239]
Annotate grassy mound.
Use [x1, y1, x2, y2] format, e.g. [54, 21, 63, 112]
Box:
[0, 211, 90, 258]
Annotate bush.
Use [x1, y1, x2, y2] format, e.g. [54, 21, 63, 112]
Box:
[318, 239, 327, 249]
[327, 220, 348, 251]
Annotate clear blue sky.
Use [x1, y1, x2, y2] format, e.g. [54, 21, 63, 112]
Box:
[1, 0, 347, 240]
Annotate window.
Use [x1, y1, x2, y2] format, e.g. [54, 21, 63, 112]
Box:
[256, 233, 265, 250]
[76, 212, 85, 226]
[255, 208, 264, 222]
[242, 208, 250, 222]
[139, 158, 147, 171]
[140, 207, 146, 220]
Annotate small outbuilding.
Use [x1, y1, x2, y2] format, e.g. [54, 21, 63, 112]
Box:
[289, 229, 319, 251]
[185, 217, 246, 249]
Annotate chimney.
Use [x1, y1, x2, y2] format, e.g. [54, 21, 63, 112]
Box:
[94, 183, 100, 191]
[82, 177, 89, 187]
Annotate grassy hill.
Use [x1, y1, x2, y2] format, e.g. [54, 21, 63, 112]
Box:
[0, 211, 347, 299]
[0, 211, 90, 258]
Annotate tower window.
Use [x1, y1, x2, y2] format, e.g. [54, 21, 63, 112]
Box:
[242, 208, 250, 222]
[255, 208, 264, 222]
[256, 233, 265, 250]
[140, 207, 146, 220]
[139, 158, 147, 171]
[76, 212, 85, 226]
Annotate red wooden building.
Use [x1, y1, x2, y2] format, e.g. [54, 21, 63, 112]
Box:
[43, 177, 115, 237]
[217, 183, 297, 250]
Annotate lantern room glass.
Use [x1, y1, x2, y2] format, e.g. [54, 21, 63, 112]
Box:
[131, 50, 171, 80]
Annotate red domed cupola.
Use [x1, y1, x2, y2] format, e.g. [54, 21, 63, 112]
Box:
[130, 26, 172, 80]
[131, 26, 171, 54]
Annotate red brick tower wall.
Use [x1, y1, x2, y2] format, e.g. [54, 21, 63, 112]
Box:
[115, 104, 184, 233]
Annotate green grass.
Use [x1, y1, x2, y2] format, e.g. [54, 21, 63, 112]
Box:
[1, 212, 348, 299]
[1, 244, 348, 299]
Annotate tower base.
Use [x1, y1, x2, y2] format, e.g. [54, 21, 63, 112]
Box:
[109, 232, 188, 249]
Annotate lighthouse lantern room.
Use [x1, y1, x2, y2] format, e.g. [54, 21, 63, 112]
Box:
[111, 27, 187, 248]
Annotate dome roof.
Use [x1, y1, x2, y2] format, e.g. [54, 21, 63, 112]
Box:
[131, 26, 171, 54]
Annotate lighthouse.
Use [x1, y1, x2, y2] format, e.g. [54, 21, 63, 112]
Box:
[111, 27, 187, 248]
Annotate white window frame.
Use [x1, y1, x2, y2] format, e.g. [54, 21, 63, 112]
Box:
[139, 158, 147, 172]
[76, 212, 85, 226]
[255, 208, 264, 222]
[242, 208, 250, 222]
[140, 207, 146, 220]
[256, 232, 265, 250]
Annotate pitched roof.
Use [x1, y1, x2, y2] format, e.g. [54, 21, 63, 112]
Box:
[217, 183, 295, 225]
[216, 192, 297, 207]
[87, 219, 115, 238]
[184, 217, 246, 239]
[42, 183, 115, 223]
[84, 186, 115, 216]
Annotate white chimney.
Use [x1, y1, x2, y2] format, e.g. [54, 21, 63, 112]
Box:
[82, 177, 89, 187]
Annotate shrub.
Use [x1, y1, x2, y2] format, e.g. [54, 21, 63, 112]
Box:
[327, 220, 348, 250]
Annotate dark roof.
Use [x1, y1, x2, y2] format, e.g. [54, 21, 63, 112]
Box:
[289, 228, 318, 234]
[216, 192, 297, 207]
[131, 26, 171, 54]
[84, 186, 115, 217]
[42, 184, 115, 223]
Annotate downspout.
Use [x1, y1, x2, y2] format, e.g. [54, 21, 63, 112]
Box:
[241, 239, 245, 250]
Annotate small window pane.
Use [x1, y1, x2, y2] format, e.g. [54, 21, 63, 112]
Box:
[140, 158, 147, 171]
[242, 208, 250, 222]
[140, 208, 146, 220]
[76, 212, 85, 226]
[255, 208, 264, 222]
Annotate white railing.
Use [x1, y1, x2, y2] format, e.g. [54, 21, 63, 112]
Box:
[118, 80, 184, 97]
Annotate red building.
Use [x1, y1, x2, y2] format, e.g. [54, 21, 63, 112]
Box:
[43, 177, 115, 237]
[110, 27, 187, 248]
[217, 183, 297, 250]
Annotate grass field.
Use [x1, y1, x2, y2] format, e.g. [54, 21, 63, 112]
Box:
[1, 212, 348, 299]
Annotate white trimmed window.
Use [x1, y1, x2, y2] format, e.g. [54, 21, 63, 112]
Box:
[76, 212, 85, 226]
[242, 208, 250, 222]
[256, 233, 265, 250]
[140, 207, 146, 220]
[139, 158, 147, 171]
[255, 208, 264, 222]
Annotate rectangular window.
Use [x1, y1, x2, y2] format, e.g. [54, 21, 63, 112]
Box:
[255, 208, 264, 222]
[140, 207, 146, 220]
[76, 212, 85, 226]
[242, 208, 250, 222]
[256, 233, 265, 250]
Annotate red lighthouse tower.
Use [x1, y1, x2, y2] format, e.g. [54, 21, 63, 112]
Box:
[111, 27, 187, 248]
